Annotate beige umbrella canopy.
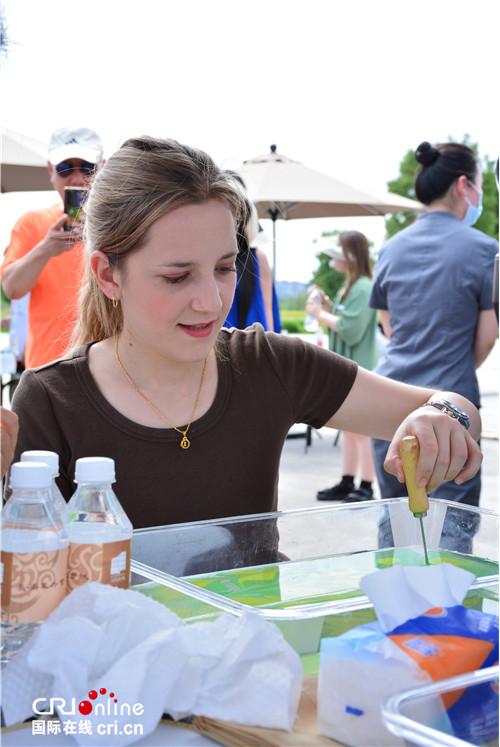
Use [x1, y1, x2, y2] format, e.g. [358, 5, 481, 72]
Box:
[1, 128, 52, 192]
[238, 145, 424, 273]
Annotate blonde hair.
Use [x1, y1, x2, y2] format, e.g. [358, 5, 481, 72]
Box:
[74, 137, 246, 344]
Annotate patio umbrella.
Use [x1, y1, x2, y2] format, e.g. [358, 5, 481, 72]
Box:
[238, 145, 424, 274]
[1, 128, 51, 192]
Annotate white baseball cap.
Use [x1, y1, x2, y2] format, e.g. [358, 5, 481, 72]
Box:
[48, 126, 104, 165]
[321, 244, 345, 260]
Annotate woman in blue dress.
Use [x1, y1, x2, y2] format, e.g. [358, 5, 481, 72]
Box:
[223, 185, 281, 332]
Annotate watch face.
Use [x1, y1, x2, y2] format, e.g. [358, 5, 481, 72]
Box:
[442, 399, 468, 419]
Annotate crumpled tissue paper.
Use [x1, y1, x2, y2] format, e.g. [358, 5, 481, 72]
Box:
[2, 582, 303, 745]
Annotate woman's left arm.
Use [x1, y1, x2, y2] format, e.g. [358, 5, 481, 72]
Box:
[325, 366, 482, 492]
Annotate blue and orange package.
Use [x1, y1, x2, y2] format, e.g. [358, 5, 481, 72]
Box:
[317, 564, 498, 746]
[387, 604, 498, 743]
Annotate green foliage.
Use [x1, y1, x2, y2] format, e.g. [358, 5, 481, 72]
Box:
[279, 291, 308, 311]
[475, 159, 499, 239]
[384, 137, 499, 242]
[1, 288, 10, 326]
[280, 319, 302, 334]
[279, 309, 308, 334]
[279, 309, 328, 335]
[385, 150, 419, 238]
[308, 229, 345, 299]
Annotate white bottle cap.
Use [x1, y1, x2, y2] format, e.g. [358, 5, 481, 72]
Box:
[74, 457, 115, 484]
[10, 462, 52, 489]
[21, 450, 59, 477]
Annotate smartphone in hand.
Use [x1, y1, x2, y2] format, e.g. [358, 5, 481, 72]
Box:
[64, 187, 88, 232]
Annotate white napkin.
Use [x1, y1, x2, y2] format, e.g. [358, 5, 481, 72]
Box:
[1, 582, 303, 745]
[359, 562, 475, 633]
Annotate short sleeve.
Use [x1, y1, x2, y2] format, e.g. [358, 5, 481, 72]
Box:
[250, 328, 358, 429]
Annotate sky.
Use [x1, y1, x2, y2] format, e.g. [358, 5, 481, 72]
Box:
[1, 0, 499, 282]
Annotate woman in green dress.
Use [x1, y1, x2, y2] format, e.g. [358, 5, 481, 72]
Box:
[306, 231, 379, 502]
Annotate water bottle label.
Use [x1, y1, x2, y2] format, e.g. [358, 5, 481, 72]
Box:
[67, 539, 131, 591]
[1, 547, 69, 623]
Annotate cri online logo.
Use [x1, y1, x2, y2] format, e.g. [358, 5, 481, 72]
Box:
[79, 688, 116, 716]
[33, 687, 144, 717]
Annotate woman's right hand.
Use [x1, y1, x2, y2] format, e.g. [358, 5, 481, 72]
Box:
[308, 284, 332, 311]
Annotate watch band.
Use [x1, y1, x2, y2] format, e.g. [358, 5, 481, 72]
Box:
[419, 399, 470, 430]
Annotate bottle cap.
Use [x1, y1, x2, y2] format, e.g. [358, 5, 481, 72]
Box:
[21, 450, 59, 477]
[10, 462, 52, 489]
[74, 457, 115, 484]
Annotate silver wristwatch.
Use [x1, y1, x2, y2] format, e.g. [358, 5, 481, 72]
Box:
[419, 399, 470, 430]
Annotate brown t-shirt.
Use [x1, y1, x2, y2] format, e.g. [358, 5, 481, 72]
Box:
[11, 325, 357, 529]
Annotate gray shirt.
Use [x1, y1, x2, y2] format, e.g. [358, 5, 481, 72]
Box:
[369, 211, 498, 406]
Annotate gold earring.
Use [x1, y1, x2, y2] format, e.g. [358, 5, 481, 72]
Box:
[112, 296, 118, 309]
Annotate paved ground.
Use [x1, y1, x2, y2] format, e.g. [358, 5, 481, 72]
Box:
[278, 337, 499, 516]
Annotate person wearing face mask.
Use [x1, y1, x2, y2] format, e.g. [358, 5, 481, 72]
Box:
[369, 140, 498, 520]
[0, 126, 104, 368]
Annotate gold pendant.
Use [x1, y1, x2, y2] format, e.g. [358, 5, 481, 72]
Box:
[180, 435, 190, 449]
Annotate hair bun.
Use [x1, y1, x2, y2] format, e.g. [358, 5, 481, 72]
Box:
[415, 141, 439, 166]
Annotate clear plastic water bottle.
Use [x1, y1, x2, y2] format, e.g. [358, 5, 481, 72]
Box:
[304, 288, 322, 332]
[21, 450, 68, 521]
[65, 457, 133, 592]
[1, 462, 69, 667]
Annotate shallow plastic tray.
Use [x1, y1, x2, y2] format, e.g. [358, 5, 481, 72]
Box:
[381, 665, 499, 746]
[130, 498, 498, 655]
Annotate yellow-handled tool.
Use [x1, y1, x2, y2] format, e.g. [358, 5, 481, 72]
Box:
[400, 435, 430, 565]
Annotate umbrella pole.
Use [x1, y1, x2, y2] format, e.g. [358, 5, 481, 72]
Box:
[268, 205, 279, 280]
[272, 219, 276, 278]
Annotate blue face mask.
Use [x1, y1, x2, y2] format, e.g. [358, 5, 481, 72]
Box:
[463, 181, 483, 226]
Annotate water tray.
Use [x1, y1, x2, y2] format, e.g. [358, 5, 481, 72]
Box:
[130, 499, 499, 658]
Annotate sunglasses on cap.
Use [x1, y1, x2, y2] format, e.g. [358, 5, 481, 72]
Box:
[55, 161, 97, 178]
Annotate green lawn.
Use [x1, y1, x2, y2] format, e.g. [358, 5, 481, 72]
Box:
[279, 309, 326, 335]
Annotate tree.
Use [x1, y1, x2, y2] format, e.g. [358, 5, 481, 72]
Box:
[309, 231, 345, 300]
[476, 157, 499, 240]
[384, 150, 419, 238]
[384, 137, 499, 241]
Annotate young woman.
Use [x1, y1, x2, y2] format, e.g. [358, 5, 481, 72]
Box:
[369, 141, 498, 518]
[306, 231, 379, 502]
[9, 137, 482, 530]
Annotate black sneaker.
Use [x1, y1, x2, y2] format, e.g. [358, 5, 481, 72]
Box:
[317, 481, 354, 501]
[345, 486, 374, 503]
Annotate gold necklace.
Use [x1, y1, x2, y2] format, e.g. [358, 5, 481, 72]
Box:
[115, 337, 208, 449]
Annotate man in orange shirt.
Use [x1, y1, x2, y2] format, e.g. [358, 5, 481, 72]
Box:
[1, 127, 104, 368]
